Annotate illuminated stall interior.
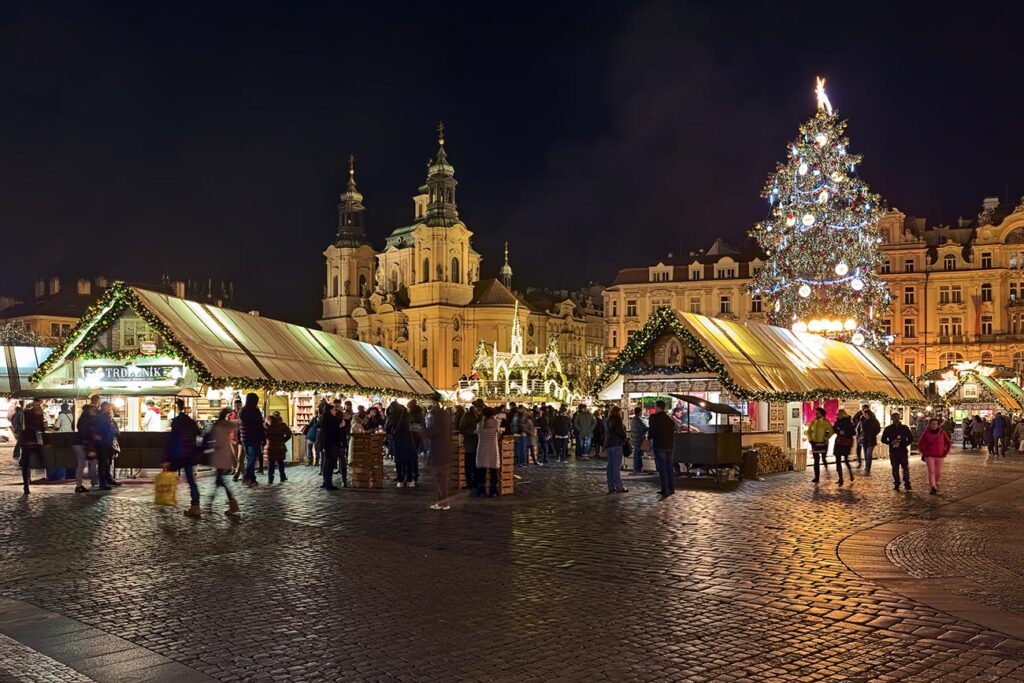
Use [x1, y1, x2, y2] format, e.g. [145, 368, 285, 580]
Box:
[597, 308, 924, 452]
[925, 362, 1024, 420]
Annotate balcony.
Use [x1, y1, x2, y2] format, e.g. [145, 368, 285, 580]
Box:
[937, 335, 966, 344]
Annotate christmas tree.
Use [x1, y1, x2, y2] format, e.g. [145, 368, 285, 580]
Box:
[749, 78, 889, 348]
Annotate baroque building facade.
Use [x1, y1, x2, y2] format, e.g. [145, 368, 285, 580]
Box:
[603, 197, 1024, 381]
[319, 129, 604, 392]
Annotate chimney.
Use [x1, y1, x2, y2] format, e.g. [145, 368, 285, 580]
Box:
[48, 276, 61, 295]
[34, 279, 46, 299]
[76, 278, 92, 295]
[982, 196, 1000, 212]
[173, 280, 186, 298]
[93, 276, 108, 289]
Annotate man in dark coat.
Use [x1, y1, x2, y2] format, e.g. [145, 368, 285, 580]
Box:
[238, 393, 266, 487]
[648, 400, 677, 497]
[165, 398, 201, 516]
[320, 401, 342, 490]
[881, 412, 914, 491]
[427, 404, 453, 509]
[458, 402, 482, 493]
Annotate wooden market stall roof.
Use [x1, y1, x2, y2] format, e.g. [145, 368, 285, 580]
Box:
[597, 309, 925, 404]
[974, 375, 1024, 412]
[29, 283, 435, 399]
[0, 347, 52, 397]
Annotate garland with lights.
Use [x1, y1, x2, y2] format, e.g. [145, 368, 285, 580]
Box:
[748, 78, 890, 349]
[596, 307, 926, 406]
[30, 281, 437, 400]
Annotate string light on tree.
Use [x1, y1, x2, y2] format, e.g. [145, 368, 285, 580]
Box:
[748, 77, 890, 349]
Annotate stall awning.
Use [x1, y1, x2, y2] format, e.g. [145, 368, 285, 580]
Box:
[29, 283, 435, 399]
[0, 347, 52, 397]
[596, 309, 925, 404]
[976, 375, 1024, 412]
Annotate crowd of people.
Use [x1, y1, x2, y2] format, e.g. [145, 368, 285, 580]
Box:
[805, 404, 953, 495]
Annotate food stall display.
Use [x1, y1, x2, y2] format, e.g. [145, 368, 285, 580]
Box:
[669, 393, 742, 479]
[924, 362, 1024, 418]
[28, 282, 436, 469]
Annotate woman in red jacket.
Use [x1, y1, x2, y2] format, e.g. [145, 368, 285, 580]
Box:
[918, 417, 951, 496]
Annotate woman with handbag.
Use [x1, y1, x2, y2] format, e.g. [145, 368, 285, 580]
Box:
[831, 409, 856, 486]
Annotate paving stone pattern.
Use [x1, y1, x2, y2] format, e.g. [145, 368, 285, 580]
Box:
[2, 447, 1024, 681]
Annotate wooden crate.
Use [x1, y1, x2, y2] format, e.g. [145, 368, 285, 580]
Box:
[448, 435, 466, 490]
[497, 436, 515, 496]
[350, 433, 386, 488]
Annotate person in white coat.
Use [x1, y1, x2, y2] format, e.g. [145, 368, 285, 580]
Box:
[141, 400, 163, 432]
[475, 407, 501, 498]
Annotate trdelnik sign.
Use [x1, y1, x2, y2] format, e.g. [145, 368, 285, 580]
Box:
[81, 364, 185, 384]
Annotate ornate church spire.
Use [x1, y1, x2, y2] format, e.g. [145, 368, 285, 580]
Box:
[510, 300, 523, 355]
[335, 154, 368, 247]
[419, 121, 459, 227]
[499, 240, 513, 289]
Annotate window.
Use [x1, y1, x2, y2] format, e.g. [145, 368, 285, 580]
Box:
[881, 259, 891, 274]
[332, 275, 339, 297]
[358, 274, 368, 296]
[610, 329, 618, 348]
[120, 319, 148, 348]
[943, 254, 956, 271]
[952, 285, 962, 303]
[981, 252, 992, 269]
[626, 300, 637, 317]
[717, 268, 736, 279]
[690, 268, 702, 280]
[881, 319, 892, 337]
[982, 351, 993, 364]
[939, 286, 950, 304]
[689, 296, 701, 314]
[422, 258, 430, 283]
[940, 352, 964, 366]
[651, 269, 671, 282]
[719, 295, 731, 314]
[452, 348, 460, 367]
[981, 315, 993, 335]
[653, 298, 671, 311]
[526, 322, 533, 336]
[1015, 352, 1024, 373]
[981, 283, 992, 302]
[626, 330, 636, 341]
[939, 317, 963, 337]
[904, 258, 915, 273]
[939, 286, 962, 304]
[61, 324, 71, 335]
[451, 258, 460, 284]
[904, 286, 916, 305]
[903, 355, 916, 377]
[610, 300, 618, 317]
[50, 323, 61, 337]
[421, 348, 428, 368]
[751, 294, 762, 313]
[903, 318, 916, 339]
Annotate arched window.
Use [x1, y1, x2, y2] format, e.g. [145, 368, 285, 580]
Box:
[422, 258, 430, 283]
[943, 254, 956, 271]
[451, 257, 460, 283]
[421, 348, 428, 368]
[358, 274, 368, 297]
[452, 348, 460, 367]
[981, 283, 992, 302]
[343, 279, 351, 296]
[981, 351, 993, 365]
[1014, 352, 1024, 373]
[389, 268, 399, 292]
[332, 275, 339, 297]
[939, 352, 964, 367]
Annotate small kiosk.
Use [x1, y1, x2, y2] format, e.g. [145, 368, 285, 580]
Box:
[670, 394, 742, 479]
[597, 309, 925, 476]
[28, 282, 436, 471]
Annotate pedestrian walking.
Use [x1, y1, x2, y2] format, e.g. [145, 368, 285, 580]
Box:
[265, 411, 291, 484]
[629, 406, 648, 473]
[856, 408, 881, 474]
[552, 407, 571, 462]
[832, 409, 856, 485]
[427, 404, 453, 509]
[648, 400, 676, 497]
[852, 404, 869, 467]
[475, 407, 501, 497]
[320, 401, 342, 490]
[73, 403, 98, 493]
[881, 412, 913, 491]
[604, 406, 629, 494]
[806, 407, 833, 484]
[387, 401, 417, 488]
[970, 416, 985, 450]
[16, 401, 45, 496]
[572, 405, 596, 458]
[991, 412, 1008, 456]
[239, 393, 266, 487]
[207, 408, 240, 516]
[592, 409, 605, 459]
[918, 417, 951, 495]
[92, 402, 118, 491]
[458, 402, 481, 492]
[165, 398, 201, 517]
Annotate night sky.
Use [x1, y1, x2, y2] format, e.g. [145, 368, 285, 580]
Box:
[3, 2, 1023, 325]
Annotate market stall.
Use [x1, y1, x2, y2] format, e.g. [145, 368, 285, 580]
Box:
[29, 282, 436, 469]
[924, 362, 1024, 420]
[596, 308, 925, 472]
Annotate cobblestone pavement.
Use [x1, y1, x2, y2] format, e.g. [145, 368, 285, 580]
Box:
[0, 633, 93, 682]
[3, 445, 1024, 681]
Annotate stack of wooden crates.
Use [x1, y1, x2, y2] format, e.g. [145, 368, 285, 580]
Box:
[447, 433, 515, 495]
[350, 433, 386, 488]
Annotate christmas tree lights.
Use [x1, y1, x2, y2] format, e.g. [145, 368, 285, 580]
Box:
[749, 78, 890, 348]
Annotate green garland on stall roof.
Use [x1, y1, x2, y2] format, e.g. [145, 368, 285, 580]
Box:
[29, 281, 438, 400]
[75, 346, 181, 363]
[597, 307, 927, 406]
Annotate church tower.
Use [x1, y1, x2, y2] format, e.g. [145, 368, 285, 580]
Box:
[500, 241, 513, 290]
[319, 156, 378, 337]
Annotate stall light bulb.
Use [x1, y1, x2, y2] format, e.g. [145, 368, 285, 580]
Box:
[807, 320, 821, 333]
[830, 320, 844, 333]
[843, 318, 857, 331]
[851, 332, 866, 346]
[834, 262, 849, 276]
[798, 284, 812, 298]
[793, 321, 808, 333]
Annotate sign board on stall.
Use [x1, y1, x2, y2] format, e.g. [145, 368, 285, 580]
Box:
[81, 364, 185, 384]
[139, 340, 158, 355]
